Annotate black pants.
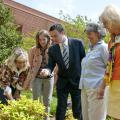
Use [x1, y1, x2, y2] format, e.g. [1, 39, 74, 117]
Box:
[0, 88, 8, 105]
[56, 82, 82, 120]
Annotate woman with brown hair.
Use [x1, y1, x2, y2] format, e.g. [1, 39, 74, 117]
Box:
[98, 5, 120, 120]
[24, 30, 54, 120]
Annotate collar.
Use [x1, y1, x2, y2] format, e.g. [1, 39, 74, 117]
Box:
[89, 40, 104, 51]
[64, 37, 68, 46]
[59, 36, 68, 47]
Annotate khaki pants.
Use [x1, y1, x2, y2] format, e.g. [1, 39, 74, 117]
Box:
[81, 89, 107, 120]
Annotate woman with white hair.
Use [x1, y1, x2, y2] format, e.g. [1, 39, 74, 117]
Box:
[98, 5, 120, 120]
[0, 47, 29, 103]
[79, 23, 108, 120]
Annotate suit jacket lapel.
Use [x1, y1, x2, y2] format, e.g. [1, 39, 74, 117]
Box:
[68, 39, 74, 71]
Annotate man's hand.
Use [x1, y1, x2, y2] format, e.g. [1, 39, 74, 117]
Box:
[40, 69, 50, 78]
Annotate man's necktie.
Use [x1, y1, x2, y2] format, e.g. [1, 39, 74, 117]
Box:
[62, 43, 69, 69]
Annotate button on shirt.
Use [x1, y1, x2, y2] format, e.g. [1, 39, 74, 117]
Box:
[79, 40, 108, 89]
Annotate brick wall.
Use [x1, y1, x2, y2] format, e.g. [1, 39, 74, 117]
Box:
[3, 0, 62, 36]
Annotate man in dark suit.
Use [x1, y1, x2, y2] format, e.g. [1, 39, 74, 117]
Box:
[40, 24, 85, 120]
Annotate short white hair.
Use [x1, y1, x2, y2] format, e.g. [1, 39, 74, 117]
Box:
[99, 4, 120, 30]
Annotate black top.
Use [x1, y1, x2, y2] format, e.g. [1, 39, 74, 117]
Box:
[0, 88, 8, 105]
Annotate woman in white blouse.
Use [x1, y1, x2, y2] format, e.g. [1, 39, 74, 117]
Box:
[79, 23, 108, 120]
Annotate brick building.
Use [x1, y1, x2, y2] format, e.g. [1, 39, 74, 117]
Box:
[3, 0, 62, 36]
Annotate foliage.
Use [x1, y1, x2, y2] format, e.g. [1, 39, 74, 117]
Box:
[21, 90, 32, 99]
[104, 32, 110, 43]
[0, 1, 22, 63]
[50, 96, 57, 116]
[59, 10, 91, 49]
[0, 96, 47, 120]
[65, 110, 75, 120]
[21, 34, 35, 52]
[22, 90, 57, 116]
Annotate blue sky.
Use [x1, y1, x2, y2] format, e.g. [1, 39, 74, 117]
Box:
[14, 0, 120, 21]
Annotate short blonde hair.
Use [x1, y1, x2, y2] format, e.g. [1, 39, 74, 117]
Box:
[5, 47, 29, 72]
[99, 5, 120, 30]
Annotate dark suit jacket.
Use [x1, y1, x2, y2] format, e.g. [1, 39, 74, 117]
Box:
[47, 38, 85, 89]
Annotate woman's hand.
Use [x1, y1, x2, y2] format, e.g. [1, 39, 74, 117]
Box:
[23, 80, 30, 90]
[97, 81, 106, 99]
[4, 92, 14, 100]
[97, 87, 105, 99]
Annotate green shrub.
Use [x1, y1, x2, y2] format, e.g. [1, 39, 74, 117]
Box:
[50, 96, 57, 116]
[21, 90, 32, 99]
[22, 90, 57, 116]
[0, 1, 22, 63]
[0, 96, 47, 120]
[22, 36, 35, 52]
[65, 110, 75, 120]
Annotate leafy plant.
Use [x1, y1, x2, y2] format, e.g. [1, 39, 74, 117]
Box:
[22, 90, 57, 117]
[21, 34, 35, 52]
[0, 96, 47, 120]
[50, 96, 57, 116]
[0, 1, 22, 63]
[65, 110, 75, 120]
